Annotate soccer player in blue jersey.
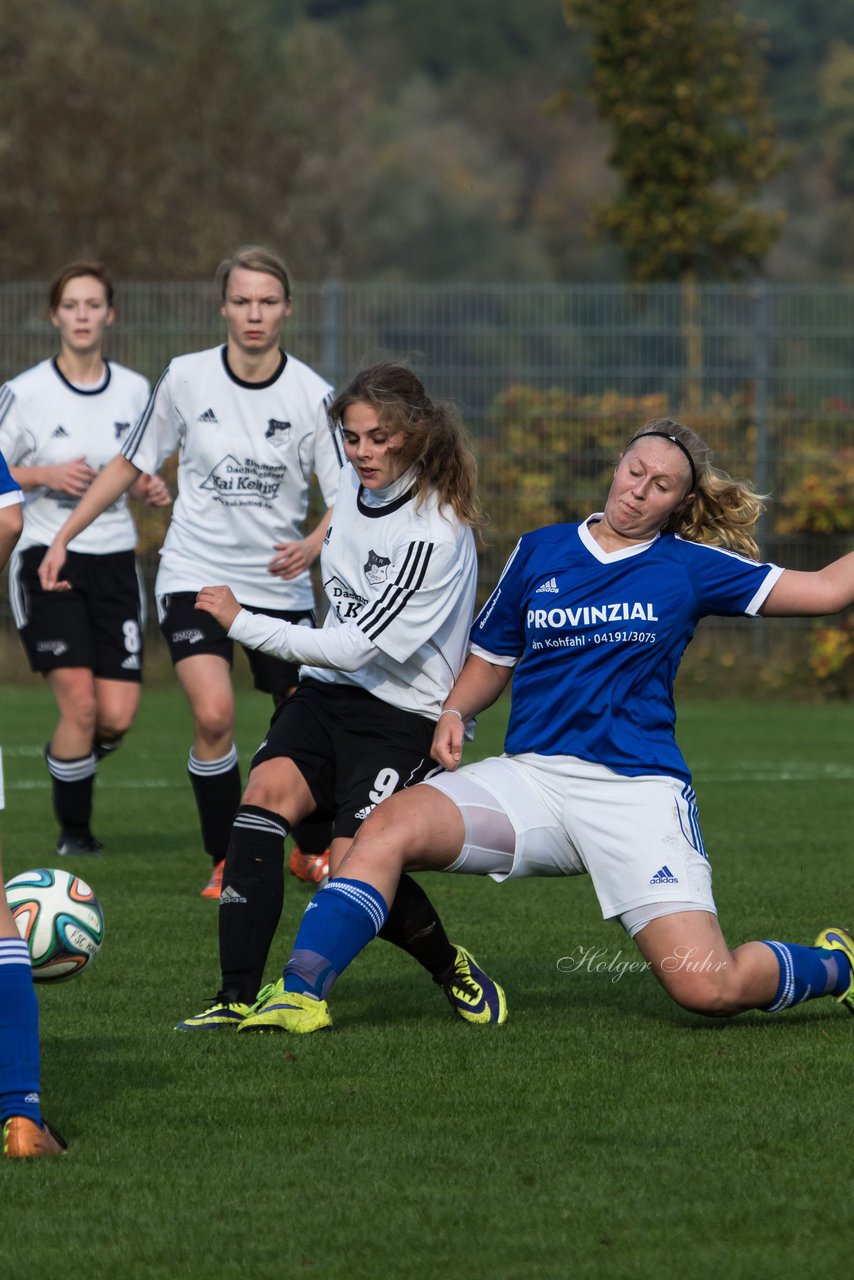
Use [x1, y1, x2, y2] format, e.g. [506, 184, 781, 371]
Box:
[0, 451, 66, 1156]
[244, 417, 854, 1032]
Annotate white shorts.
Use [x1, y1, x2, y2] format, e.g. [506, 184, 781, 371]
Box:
[423, 753, 716, 926]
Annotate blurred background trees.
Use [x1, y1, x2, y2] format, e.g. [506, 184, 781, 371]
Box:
[2, 0, 849, 284]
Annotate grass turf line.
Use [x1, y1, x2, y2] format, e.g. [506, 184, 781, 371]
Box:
[1, 684, 853, 1278]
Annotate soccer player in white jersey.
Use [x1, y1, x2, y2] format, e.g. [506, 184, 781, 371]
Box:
[0, 453, 65, 1157]
[175, 362, 506, 1032]
[232, 417, 854, 1033]
[40, 247, 343, 895]
[0, 262, 169, 858]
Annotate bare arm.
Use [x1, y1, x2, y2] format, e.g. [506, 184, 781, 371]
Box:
[0, 502, 22, 573]
[762, 553, 854, 617]
[38, 453, 142, 590]
[431, 653, 515, 770]
[268, 506, 334, 580]
[11, 458, 96, 497]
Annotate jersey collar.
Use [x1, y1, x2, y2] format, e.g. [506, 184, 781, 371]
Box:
[220, 345, 287, 389]
[51, 356, 112, 396]
[579, 514, 661, 562]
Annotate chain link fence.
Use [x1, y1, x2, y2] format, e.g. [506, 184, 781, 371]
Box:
[2, 281, 853, 691]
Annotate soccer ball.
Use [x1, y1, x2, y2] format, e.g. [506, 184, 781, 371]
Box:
[4, 867, 105, 982]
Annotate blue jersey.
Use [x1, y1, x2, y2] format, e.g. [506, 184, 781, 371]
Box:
[471, 517, 782, 783]
[0, 447, 21, 506]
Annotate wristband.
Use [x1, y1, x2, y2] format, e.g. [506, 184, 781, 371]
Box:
[439, 708, 464, 722]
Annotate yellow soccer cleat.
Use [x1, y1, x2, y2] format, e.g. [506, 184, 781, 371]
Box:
[815, 926, 854, 1014]
[237, 980, 332, 1035]
[439, 945, 508, 1025]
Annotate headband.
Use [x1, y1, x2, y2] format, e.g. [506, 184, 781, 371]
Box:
[628, 431, 697, 491]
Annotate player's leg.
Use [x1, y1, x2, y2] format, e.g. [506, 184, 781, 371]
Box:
[175, 755, 317, 1029]
[10, 547, 100, 854]
[633, 911, 853, 1016]
[88, 549, 145, 762]
[159, 592, 242, 893]
[239, 782, 466, 1033]
[174, 651, 240, 891]
[0, 783, 66, 1156]
[244, 636, 332, 886]
[45, 666, 100, 854]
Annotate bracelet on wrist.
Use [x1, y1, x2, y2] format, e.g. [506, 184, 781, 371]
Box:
[439, 708, 464, 722]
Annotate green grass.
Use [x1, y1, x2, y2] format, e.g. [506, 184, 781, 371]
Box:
[2, 685, 854, 1278]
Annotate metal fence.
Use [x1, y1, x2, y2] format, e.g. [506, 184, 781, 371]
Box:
[2, 281, 853, 686]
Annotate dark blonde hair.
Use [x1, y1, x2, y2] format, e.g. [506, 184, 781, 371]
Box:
[626, 418, 766, 559]
[330, 362, 484, 534]
[215, 245, 292, 302]
[48, 261, 114, 312]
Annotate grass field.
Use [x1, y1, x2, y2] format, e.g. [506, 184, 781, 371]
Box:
[2, 682, 853, 1278]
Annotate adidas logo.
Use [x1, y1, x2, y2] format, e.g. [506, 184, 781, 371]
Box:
[649, 865, 679, 886]
[354, 804, 375, 821]
[121, 654, 141, 670]
[219, 885, 247, 905]
[196, 407, 218, 423]
[535, 577, 559, 594]
[51, 425, 69, 438]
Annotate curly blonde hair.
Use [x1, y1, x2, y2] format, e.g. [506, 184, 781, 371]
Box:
[626, 418, 766, 559]
[329, 362, 485, 535]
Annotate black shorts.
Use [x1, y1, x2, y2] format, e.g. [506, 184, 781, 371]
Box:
[157, 591, 315, 700]
[11, 545, 144, 681]
[252, 677, 442, 839]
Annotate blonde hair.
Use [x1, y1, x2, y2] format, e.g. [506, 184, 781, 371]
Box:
[329, 362, 484, 534]
[215, 245, 292, 302]
[626, 418, 766, 559]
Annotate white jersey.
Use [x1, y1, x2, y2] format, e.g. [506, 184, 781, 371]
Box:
[0, 358, 150, 553]
[122, 345, 343, 609]
[300, 463, 479, 719]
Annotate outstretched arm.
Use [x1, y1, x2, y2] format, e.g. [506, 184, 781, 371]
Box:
[762, 551, 854, 617]
[38, 453, 142, 590]
[431, 654, 514, 770]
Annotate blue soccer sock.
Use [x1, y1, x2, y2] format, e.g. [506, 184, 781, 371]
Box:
[0, 938, 42, 1125]
[284, 878, 389, 1001]
[761, 940, 852, 1012]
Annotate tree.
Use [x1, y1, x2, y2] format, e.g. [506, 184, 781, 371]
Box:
[563, 0, 787, 405]
[563, 0, 785, 282]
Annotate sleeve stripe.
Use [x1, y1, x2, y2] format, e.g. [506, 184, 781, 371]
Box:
[0, 384, 15, 427]
[472, 538, 522, 629]
[324, 392, 346, 469]
[121, 365, 170, 462]
[357, 540, 434, 640]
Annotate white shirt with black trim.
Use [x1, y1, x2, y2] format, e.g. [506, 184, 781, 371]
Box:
[229, 462, 479, 720]
[0, 358, 150, 553]
[121, 345, 342, 609]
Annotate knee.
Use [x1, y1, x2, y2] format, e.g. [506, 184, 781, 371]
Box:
[657, 967, 741, 1018]
[59, 694, 97, 737]
[96, 709, 135, 740]
[192, 698, 234, 745]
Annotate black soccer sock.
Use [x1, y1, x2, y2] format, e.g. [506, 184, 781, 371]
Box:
[218, 805, 290, 1002]
[187, 746, 241, 863]
[45, 748, 96, 837]
[377, 873, 457, 981]
[291, 816, 333, 857]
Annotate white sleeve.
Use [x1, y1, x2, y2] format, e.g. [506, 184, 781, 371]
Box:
[121, 366, 181, 474]
[0, 386, 32, 467]
[229, 608, 378, 671]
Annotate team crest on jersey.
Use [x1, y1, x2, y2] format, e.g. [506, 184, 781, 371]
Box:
[113, 421, 131, 440]
[265, 418, 291, 444]
[364, 550, 391, 585]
